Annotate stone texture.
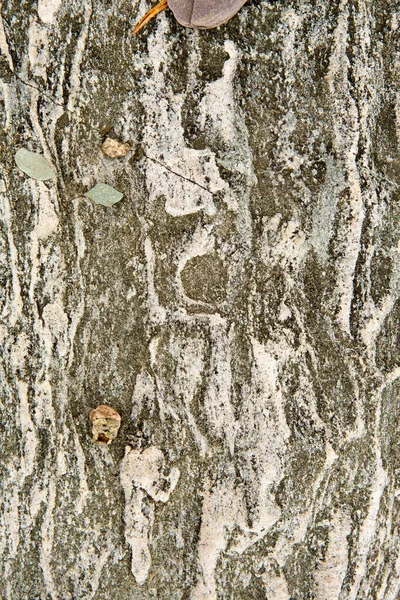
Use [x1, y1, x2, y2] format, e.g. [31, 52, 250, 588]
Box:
[0, 0, 400, 599]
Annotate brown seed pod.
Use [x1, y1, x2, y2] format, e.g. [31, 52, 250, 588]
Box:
[89, 404, 121, 445]
[133, 0, 248, 34]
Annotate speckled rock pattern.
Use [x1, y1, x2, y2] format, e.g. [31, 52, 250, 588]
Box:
[0, 1, 399, 598]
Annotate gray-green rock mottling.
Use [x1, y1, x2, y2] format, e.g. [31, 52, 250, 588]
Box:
[0, 0, 399, 598]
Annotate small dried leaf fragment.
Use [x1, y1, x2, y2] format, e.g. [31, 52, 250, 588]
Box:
[169, 0, 248, 28]
[90, 404, 121, 444]
[14, 148, 56, 181]
[102, 137, 131, 158]
[133, 0, 248, 33]
[84, 183, 123, 207]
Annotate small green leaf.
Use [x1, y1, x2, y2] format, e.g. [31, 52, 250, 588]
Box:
[15, 148, 56, 181]
[84, 183, 124, 207]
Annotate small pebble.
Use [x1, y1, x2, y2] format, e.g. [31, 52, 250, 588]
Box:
[102, 137, 131, 158]
[90, 404, 121, 445]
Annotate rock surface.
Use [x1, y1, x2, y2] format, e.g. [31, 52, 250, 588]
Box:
[0, 0, 400, 598]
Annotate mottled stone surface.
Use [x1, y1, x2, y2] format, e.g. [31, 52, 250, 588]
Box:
[0, 0, 400, 598]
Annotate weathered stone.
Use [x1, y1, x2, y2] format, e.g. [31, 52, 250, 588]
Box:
[90, 404, 121, 444]
[1, 0, 400, 598]
[101, 137, 131, 158]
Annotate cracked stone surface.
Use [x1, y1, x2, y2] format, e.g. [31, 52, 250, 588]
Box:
[1, 0, 400, 599]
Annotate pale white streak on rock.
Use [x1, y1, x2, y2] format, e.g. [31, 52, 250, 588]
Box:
[205, 317, 236, 454]
[360, 290, 399, 356]
[67, 527, 114, 599]
[261, 214, 308, 277]
[123, 486, 154, 584]
[67, 0, 93, 113]
[198, 38, 255, 232]
[310, 157, 347, 262]
[43, 302, 69, 356]
[38, 0, 62, 24]
[348, 3, 392, 358]
[28, 183, 62, 370]
[148, 336, 159, 368]
[72, 433, 90, 515]
[0, 483, 6, 556]
[198, 39, 237, 147]
[345, 362, 365, 442]
[232, 338, 290, 555]
[275, 9, 306, 176]
[138, 26, 221, 217]
[24, 178, 76, 595]
[17, 381, 39, 478]
[384, 367, 400, 389]
[261, 564, 290, 600]
[0, 81, 13, 132]
[131, 369, 157, 425]
[0, 183, 23, 325]
[169, 330, 209, 456]
[120, 445, 180, 584]
[146, 341, 180, 426]
[122, 446, 180, 502]
[144, 235, 167, 324]
[314, 512, 352, 600]
[0, 17, 14, 131]
[192, 473, 247, 600]
[39, 479, 58, 600]
[2, 475, 20, 558]
[33, 380, 56, 427]
[269, 358, 339, 574]
[29, 479, 48, 521]
[0, 7, 13, 70]
[251, 336, 290, 443]
[375, 490, 397, 600]
[67, 198, 86, 368]
[28, 20, 50, 81]
[25, 19, 65, 159]
[83, 544, 111, 600]
[347, 376, 389, 600]
[396, 89, 400, 141]
[28, 88, 58, 181]
[1, 476, 21, 599]
[358, 209, 398, 355]
[326, 0, 364, 334]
